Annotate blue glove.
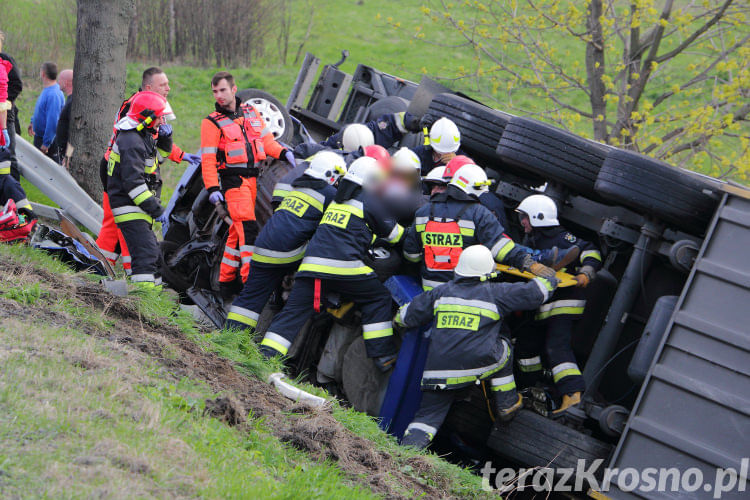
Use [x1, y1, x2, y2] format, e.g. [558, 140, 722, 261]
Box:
[1, 129, 9, 150]
[155, 212, 169, 225]
[209, 191, 224, 205]
[158, 124, 173, 137]
[183, 153, 201, 165]
[285, 151, 297, 167]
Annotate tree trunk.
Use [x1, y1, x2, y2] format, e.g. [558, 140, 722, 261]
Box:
[69, 0, 134, 203]
[168, 0, 176, 60]
[585, 0, 607, 142]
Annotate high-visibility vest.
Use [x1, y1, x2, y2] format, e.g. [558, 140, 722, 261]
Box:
[422, 203, 471, 271]
[206, 104, 267, 171]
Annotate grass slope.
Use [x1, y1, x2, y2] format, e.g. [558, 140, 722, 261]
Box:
[0, 243, 491, 499]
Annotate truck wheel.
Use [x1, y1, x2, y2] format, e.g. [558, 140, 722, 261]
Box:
[496, 117, 610, 198]
[425, 93, 513, 163]
[158, 240, 193, 293]
[237, 89, 293, 144]
[595, 149, 721, 235]
[487, 409, 612, 473]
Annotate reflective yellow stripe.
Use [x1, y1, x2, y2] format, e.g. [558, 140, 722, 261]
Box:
[0, 166, 10, 175]
[494, 238, 516, 261]
[491, 381, 516, 392]
[434, 303, 500, 321]
[261, 337, 289, 356]
[362, 329, 393, 340]
[273, 189, 290, 199]
[326, 202, 364, 218]
[114, 213, 153, 224]
[288, 190, 324, 212]
[251, 253, 304, 265]
[297, 263, 374, 276]
[415, 224, 426, 232]
[133, 190, 153, 205]
[387, 224, 405, 244]
[553, 368, 582, 383]
[535, 306, 585, 321]
[460, 227, 475, 236]
[145, 164, 157, 174]
[581, 250, 602, 262]
[226, 312, 258, 328]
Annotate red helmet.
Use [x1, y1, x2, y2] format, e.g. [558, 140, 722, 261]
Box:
[443, 155, 475, 180]
[363, 144, 391, 169]
[127, 91, 167, 129]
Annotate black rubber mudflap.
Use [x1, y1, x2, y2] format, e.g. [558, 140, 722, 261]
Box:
[186, 286, 227, 328]
[487, 409, 612, 474]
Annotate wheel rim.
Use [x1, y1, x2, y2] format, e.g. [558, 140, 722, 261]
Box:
[243, 97, 286, 139]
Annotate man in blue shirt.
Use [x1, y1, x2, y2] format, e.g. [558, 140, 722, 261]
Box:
[28, 62, 64, 160]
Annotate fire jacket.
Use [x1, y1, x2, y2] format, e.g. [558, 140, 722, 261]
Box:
[296, 182, 404, 280]
[402, 186, 527, 290]
[252, 174, 337, 267]
[106, 124, 164, 224]
[395, 275, 556, 390]
[200, 97, 287, 194]
[523, 226, 602, 273]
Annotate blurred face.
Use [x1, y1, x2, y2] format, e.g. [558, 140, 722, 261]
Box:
[212, 79, 237, 109]
[519, 213, 533, 233]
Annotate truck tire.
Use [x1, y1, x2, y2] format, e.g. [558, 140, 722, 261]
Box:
[255, 159, 295, 227]
[487, 409, 612, 473]
[425, 93, 513, 163]
[158, 240, 193, 293]
[497, 117, 610, 197]
[237, 89, 293, 144]
[595, 149, 722, 235]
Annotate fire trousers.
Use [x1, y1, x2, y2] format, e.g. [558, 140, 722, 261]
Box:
[515, 287, 587, 396]
[220, 176, 259, 284]
[96, 192, 131, 274]
[116, 219, 159, 287]
[261, 276, 398, 359]
[224, 262, 296, 332]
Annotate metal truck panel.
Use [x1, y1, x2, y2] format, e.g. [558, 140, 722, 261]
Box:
[608, 193, 750, 499]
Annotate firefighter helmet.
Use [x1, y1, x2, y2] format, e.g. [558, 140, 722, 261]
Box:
[126, 91, 168, 129]
[429, 117, 461, 154]
[342, 124, 375, 151]
[454, 245, 495, 278]
[305, 151, 348, 185]
[449, 163, 491, 198]
[344, 156, 383, 187]
[443, 154, 474, 181]
[517, 194, 559, 227]
[392, 147, 421, 173]
[363, 144, 391, 169]
[423, 166, 447, 185]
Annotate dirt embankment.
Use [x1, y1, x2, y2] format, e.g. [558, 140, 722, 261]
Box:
[0, 258, 464, 499]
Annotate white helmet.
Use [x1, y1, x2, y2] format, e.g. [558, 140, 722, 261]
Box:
[342, 124, 375, 152]
[344, 156, 383, 187]
[391, 147, 421, 173]
[304, 151, 347, 185]
[517, 194, 559, 227]
[449, 163, 491, 198]
[423, 166, 448, 185]
[455, 245, 495, 278]
[163, 101, 177, 122]
[429, 117, 461, 154]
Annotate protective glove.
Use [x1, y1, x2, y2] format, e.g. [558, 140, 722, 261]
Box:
[403, 112, 422, 133]
[208, 191, 225, 205]
[182, 153, 201, 165]
[522, 254, 557, 279]
[1, 129, 9, 149]
[158, 123, 173, 137]
[373, 354, 398, 373]
[575, 265, 596, 288]
[284, 151, 297, 167]
[155, 212, 169, 225]
[419, 114, 436, 130]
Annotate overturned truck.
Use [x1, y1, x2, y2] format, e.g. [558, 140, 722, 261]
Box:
[160, 52, 750, 498]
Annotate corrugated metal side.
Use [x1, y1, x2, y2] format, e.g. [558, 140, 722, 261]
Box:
[607, 193, 750, 499]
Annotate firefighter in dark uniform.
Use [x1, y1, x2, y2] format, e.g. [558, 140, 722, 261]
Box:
[402, 162, 565, 291]
[259, 156, 404, 370]
[224, 151, 347, 332]
[514, 194, 603, 416]
[107, 91, 170, 288]
[395, 245, 560, 449]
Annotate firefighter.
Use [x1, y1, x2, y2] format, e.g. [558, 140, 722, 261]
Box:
[443, 155, 507, 227]
[107, 91, 168, 288]
[201, 71, 296, 297]
[402, 162, 570, 291]
[96, 67, 200, 274]
[0, 149, 33, 220]
[224, 151, 347, 332]
[514, 194, 602, 416]
[321, 115, 407, 151]
[259, 156, 404, 370]
[272, 125, 376, 205]
[422, 166, 448, 196]
[395, 245, 560, 450]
